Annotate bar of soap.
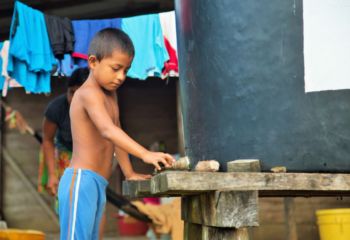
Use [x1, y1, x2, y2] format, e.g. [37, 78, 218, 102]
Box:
[194, 160, 220, 172]
[270, 166, 287, 173]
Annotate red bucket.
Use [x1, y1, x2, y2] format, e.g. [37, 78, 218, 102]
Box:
[116, 215, 149, 236]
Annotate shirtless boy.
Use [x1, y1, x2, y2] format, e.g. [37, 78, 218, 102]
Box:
[58, 28, 174, 240]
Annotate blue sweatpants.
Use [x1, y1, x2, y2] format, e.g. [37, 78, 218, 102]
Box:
[58, 168, 108, 240]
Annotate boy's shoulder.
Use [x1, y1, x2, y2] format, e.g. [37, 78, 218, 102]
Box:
[74, 84, 111, 109]
[76, 84, 104, 100]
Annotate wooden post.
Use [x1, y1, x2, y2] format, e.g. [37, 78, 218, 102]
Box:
[284, 197, 298, 240]
[226, 159, 261, 240]
[182, 160, 260, 240]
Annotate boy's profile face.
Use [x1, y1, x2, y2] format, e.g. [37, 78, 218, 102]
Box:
[89, 49, 133, 91]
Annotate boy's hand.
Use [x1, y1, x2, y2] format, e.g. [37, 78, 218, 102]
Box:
[126, 172, 152, 180]
[142, 151, 175, 171]
[47, 174, 58, 196]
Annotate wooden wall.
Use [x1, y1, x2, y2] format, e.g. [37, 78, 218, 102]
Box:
[253, 197, 350, 240]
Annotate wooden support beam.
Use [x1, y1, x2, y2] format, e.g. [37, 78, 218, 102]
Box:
[184, 222, 202, 240]
[122, 179, 154, 198]
[182, 191, 259, 228]
[284, 197, 298, 240]
[202, 226, 249, 240]
[184, 223, 249, 240]
[182, 160, 260, 240]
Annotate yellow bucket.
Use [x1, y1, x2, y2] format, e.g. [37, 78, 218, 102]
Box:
[316, 208, 350, 240]
[0, 229, 45, 240]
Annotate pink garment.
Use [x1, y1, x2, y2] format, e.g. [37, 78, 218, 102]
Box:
[162, 37, 178, 78]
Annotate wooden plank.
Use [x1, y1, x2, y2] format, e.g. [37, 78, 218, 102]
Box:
[151, 172, 350, 194]
[122, 179, 153, 198]
[123, 180, 350, 198]
[259, 190, 350, 197]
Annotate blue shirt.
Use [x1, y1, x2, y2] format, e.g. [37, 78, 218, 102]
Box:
[72, 18, 121, 59]
[122, 14, 169, 80]
[7, 1, 56, 94]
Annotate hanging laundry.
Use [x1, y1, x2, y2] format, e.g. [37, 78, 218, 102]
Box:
[0, 42, 5, 90]
[159, 11, 179, 79]
[1, 41, 22, 97]
[44, 15, 75, 60]
[122, 14, 169, 80]
[72, 18, 121, 60]
[54, 53, 89, 77]
[55, 54, 77, 77]
[7, 1, 56, 94]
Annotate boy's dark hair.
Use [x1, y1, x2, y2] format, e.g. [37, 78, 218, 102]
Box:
[88, 28, 135, 61]
[67, 67, 89, 88]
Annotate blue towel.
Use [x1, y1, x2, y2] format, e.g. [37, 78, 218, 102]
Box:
[122, 14, 169, 80]
[7, 1, 56, 94]
[72, 18, 121, 59]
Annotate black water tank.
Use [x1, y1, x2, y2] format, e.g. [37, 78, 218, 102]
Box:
[175, 0, 350, 172]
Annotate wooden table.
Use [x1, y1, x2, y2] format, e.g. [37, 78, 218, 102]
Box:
[123, 163, 350, 240]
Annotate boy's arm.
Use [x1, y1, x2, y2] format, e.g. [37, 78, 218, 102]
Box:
[42, 117, 58, 196]
[114, 146, 152, 180]
[114, 119, 151, 180]
[81, 88, 175, 170]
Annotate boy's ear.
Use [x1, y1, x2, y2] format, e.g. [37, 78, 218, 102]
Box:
[88, 55, 98, 69]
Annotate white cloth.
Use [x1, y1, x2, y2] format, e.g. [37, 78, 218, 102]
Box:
[1, 40, 22, 97]
[159, 11, 178, 52]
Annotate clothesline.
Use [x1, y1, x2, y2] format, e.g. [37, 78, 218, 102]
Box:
[0, 1, 178, 95]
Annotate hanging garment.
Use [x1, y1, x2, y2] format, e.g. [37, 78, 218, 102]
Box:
[72, 18, 121, 60]
[159, 11, 179, 78]
[122, 14, 169, 80]
[1, 40, 23, 97]
[162, 38, 179, 79]
[55, 54, 77, 77]
[44, 15, 75, 59]
[7, 1, 56, 94]
[0, 42, 5, 90]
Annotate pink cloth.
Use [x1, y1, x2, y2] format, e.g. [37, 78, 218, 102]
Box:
[143, 197, 160, 205]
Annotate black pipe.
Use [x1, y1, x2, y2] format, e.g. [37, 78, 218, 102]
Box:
[0, 98, 4, 220]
